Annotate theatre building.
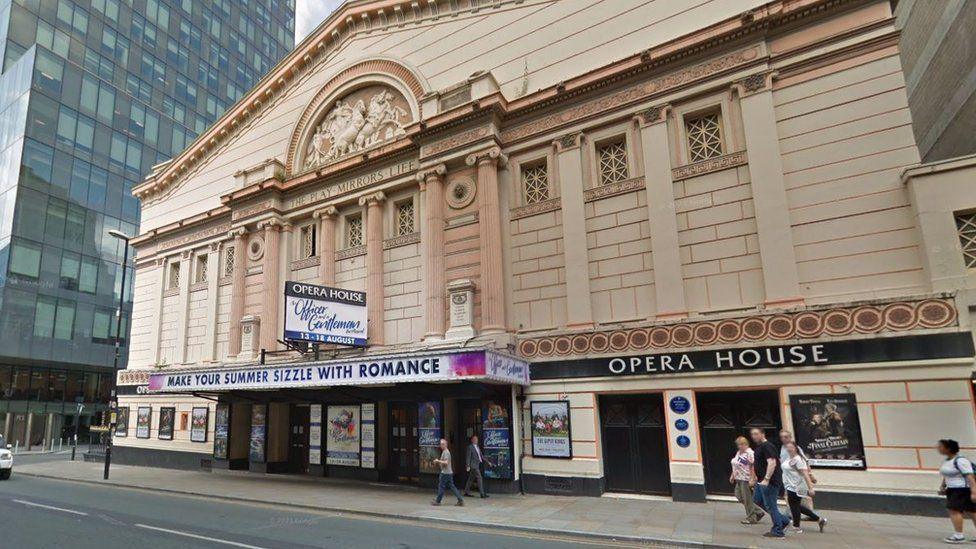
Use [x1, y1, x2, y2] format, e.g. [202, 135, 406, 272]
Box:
[118, 0, 976, 511]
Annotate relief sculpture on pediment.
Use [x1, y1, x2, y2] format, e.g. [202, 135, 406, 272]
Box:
[303, 85, 411, 170]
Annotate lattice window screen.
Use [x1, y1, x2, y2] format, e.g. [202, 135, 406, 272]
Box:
[957, 212, 976, 268]
[347, 215, 363, 247]
[521, 162, 550, 205]
[597, 140, 628, 185]
[169, 262, 180, 288]
[685, 112, 724, 162]
[396, 201, 415, 236]
[195, 254, 208, 283]
[300, 225, 316, 259]
[223, 246, 235, 278]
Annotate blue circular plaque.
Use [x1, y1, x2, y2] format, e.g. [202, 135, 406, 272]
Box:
[674, 418, 689, 431]
[676, 435, 691, 448]
[669, 396, 691, 414]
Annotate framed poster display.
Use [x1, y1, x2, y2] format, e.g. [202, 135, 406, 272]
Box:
[249, 404, 267, 462]
[115, 407, 129, 437]
[213, 403, 230, 459]
[360, 403, 376, 469]
[158, 407, 175, 440]
[530, 401, 572, 458]
[326, 405, 360, 466]
[309, 404, 322, 466]
[136, 406, 151, 439]
[190, 407, 209, 442]
[789, 394, 866, 469]
[418, 401, 442, 474]
[482, 400, 512, 479]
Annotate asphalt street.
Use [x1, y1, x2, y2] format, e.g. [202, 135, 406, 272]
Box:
[0, 473, 617, 549]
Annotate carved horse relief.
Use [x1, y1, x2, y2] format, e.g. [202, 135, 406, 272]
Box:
[303, 86, 410, 170]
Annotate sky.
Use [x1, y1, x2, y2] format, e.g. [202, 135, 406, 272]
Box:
[296, 0, 344, 42]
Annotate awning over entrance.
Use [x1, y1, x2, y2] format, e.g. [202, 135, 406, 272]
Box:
[147, 349, 529, 393]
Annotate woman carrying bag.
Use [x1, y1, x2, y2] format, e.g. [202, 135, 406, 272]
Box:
[781, 441, 826, 534]
[938, 439, 976, 544]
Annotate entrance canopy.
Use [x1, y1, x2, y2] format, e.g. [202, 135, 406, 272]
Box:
[147, 349, 529, 393]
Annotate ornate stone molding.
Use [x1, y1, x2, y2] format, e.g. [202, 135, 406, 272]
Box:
[257, 217, 286, 231]
[415, 164, 447, 187]
[189, 281, 208, 292]
[636, 104, 670, 126]
[466, 146, 506, 167]
[517, 298, 959, 359]
[358, 190, 387, 207]
[227, 227, 247, 239]
[383, 231, 421, 249]
[158, 222, 231, 253]
[445, 177, 476, 210]
[335, 244, 367, 261]
[734, 71, 776, 97]
[312, 205, 338, 219]
[117, 370, 151, 386]
[671, 150, 748, 181]
[233, 199, 279, 222]
[420, 127, 491, 158]
[554, 132, 583, 151]
[583, 177, 645, 203]
[501, 47, 759, 143]
[291, 256, 321, 270]
[510, 197, 561, 220]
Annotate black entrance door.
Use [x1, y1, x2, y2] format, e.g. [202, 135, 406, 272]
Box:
[390, 402, 419, 483]
[599, 394, 670, 495]
[288, 405, 310, 474]
[696, 390, 781, 495]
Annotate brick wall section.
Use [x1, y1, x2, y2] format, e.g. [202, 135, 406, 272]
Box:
[674, 165, 764, 311]
[128, 266, 160, 367]
[510, 210, 567, 331]
[335, 255, 367, 292]
[775, 53, 926, 302]
[215, 283, 231, 359]
[158, 293, 180, 365]
[444, 218, 483, 331]
[585, 190, 654, 323]
[383, 242, 423, 344]
[184, 287, 208, 362]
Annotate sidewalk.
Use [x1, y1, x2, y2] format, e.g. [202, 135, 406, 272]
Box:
[14, 459, 954, 548]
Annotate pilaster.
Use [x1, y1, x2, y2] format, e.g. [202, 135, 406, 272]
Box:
[203, 241, 221, 361]
[418, 164, 447, 339]
[174, 251, 191, 364]
[467, 147, 507, 334]
[636, 105, 687, 320]
[360, 191, 387, 345]
[228, 228, 247, 357]
[258, 219, 284, 352]
[553, 132, 594, 329]
[313, 206, 338, 286]
[735, 73, 803, 307]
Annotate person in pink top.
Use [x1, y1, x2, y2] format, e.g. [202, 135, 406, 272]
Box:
[730, 436, 765, 524]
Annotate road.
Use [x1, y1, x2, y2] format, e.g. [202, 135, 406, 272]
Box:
[0, 473, 617, 549]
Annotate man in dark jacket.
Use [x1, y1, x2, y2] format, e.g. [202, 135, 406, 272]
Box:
[463, 434, 489, 498]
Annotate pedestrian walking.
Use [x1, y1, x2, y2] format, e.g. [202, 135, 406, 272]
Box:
[937, 439, 976, 543]
[781, 441, 826, 533]
[463, 434, 489, 498]
[730, 436, 765, 524]
[779, 430, 819, 520]
[431, 438, 464, 506]
[749, 428, 790, 538]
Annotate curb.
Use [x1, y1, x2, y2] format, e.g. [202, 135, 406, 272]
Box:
[17, 471, 739, 548]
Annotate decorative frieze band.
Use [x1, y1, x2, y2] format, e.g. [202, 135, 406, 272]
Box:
[291, 256, 321, 271]
[420, 127, 491, 158]
[671, 150, 748, 181]
[510, 198, 561, 220]
[518, 298, 958, 359]
[118, 370, 151, 386]
[383, 231, 421, 249]
[584, 177, 645, 203]
[335, 245, 367, 261]
[158, 223, 231, 253]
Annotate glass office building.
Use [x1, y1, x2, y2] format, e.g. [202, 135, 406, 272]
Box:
[0, 0, 295, 449]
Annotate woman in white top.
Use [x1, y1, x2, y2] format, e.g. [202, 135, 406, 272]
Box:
[781, 442, 826, 533]
[938, 438, 976, 544]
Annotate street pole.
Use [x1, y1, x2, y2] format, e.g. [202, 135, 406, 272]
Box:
[105, 230, 131, 480]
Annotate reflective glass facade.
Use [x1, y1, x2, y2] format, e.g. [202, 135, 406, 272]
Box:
[0, 0, 295, 448]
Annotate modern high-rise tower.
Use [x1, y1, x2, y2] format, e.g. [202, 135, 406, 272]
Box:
[0, 0, 295, 449]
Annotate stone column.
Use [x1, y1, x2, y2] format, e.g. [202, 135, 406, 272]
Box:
[637, 105, 687, 320]
[228, 228, 247, 357]
[360, 191, 387, 345]
[174, 251, 191, 364]
[314, 206, 338, 286]
[554, 132, 594, 328]
[736, 74, 803, 307]
[418, 164, 447, 339]
[467, 148, 507, 334]
[203, 242, 221, 361]
[259, 219, 284, 352]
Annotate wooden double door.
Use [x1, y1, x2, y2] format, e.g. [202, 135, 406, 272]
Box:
[599, 394, 671, 495]
[696, 390, 780, 495]
[389, 402, 419, 483]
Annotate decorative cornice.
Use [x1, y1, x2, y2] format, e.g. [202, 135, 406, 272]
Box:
[228, 227, 248, 240]
[584, 177, 646, 203]
[420, 127, 492, 158]
[635, 104, 670, 126]
[383, 231, 421, 249]
[518, 297, 959, 360]
[510, 198, 561, 221]
[671, 150, 748, 181]
[157, 222, 231, 253]
[555, 132, 583, 151]
[257, 217, 286, 231]
[336, 244, 367, 261]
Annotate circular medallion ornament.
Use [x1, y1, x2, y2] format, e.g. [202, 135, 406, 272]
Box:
[676, 435, 691, 448]
[669, 396, 691, 415]
[445, 178, 476, 209]
[247, 237, 265, 261]
[674, 419, 689, 432]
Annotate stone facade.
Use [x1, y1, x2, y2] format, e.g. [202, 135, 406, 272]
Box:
[118, 0, 976, 509]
